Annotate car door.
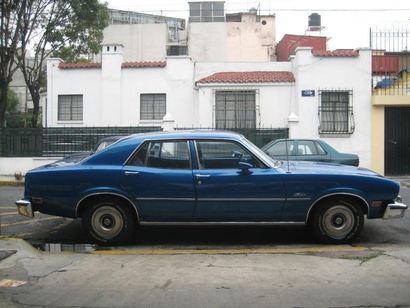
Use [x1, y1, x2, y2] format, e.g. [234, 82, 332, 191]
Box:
[193, 140, 285, 221]
[121, 140, 196, 221]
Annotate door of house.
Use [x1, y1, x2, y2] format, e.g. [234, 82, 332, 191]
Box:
[385, 107, 410, 175]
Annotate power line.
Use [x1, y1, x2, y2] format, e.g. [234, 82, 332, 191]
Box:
[108, 7, 410, 13]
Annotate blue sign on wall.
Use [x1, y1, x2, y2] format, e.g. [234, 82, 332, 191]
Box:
[301, 90, 315, 97]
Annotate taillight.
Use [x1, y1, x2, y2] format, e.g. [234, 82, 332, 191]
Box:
[354, 158, 359, 167]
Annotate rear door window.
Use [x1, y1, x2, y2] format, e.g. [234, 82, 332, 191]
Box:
[129, 141, 191, 169]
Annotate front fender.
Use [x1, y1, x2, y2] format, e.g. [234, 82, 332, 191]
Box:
[306, 188, 370, 221]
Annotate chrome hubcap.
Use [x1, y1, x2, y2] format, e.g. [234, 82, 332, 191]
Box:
[91, 206, 123, 240]
[322, 205, 354, 239]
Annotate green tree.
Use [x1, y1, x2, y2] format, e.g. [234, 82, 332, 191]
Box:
[16, 0, 109, 127]
[2, 88, 19, 127]
[0, 0, 30, 127]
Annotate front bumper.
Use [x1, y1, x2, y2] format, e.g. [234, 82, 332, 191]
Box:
[16, 199, 34, 218]
[383, 201, 408, 219]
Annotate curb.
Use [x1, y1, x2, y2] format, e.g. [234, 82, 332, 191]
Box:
[0, 181, 24, 187]
[400, 181, 410, 189]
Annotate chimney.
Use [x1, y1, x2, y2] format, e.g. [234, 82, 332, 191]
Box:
[101, 44, 124, 125]
[102, 43, 124, 79]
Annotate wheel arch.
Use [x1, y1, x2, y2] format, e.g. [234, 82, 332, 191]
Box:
[306, 193, 369, 223]
[76, 192, 140, 222]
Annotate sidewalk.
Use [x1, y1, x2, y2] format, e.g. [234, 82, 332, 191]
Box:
[0, 238, 410, 307]
[0, 176, 24, 186]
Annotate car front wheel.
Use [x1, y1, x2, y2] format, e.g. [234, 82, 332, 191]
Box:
[82, 197, 136, 244]
[311, 198, 364, 244]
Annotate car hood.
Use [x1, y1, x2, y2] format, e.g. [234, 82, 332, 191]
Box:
[280, 160, 380, 177]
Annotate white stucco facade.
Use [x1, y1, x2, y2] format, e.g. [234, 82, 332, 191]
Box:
[46, 45, 372, 167]
[290, 47, 372, 167]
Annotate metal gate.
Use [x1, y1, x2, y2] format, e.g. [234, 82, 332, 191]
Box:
[385, 107, 410, 175]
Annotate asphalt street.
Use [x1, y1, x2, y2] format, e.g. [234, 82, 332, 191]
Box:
[1, 185, 409, 248]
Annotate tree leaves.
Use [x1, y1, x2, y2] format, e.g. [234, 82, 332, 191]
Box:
[0, 0, 109, 127]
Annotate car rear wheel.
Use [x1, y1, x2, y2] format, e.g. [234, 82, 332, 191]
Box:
[82, 197, 136, 244]
[311, 198, 364, 244]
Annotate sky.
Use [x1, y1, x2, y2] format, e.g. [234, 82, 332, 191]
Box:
[104, 0, 410, 49]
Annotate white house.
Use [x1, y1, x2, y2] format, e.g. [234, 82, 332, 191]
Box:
[46, 43, 372, 167]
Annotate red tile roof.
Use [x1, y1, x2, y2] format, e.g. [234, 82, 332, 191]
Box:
[58, 61, 167, 70]
[59, 62, 101, 69]
[313, 49, 359, 57]
[122, 61, 166, 68]
[277, 34, 327, 61]
[196, 71, 295, 85]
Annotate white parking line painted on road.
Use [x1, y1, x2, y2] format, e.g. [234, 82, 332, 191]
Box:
[0, 207, 18, 210]
[93, 245, 368, 256]
[0, 211, 18, 216]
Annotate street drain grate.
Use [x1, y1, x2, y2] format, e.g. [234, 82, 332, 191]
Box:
[32, 243, 96, 253]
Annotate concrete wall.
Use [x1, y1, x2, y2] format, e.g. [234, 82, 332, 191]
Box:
[188, 15, 275, 62]
[0, 158, 59, 176]
[100, 24, 167, 62]
[188, 23, 228, 62]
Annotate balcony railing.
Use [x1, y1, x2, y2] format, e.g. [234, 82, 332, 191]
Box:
[371, 29, 410, 96]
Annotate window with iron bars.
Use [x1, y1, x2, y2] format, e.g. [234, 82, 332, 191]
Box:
[140, 94, 166, 120]
[215, 90, 256, 129]
[58, 95, 83, 121]
[318, 90, 354, 134]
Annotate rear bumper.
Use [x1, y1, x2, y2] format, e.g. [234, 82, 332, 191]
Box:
[15, 199, 34, 218]
[383, 201, 407, 219]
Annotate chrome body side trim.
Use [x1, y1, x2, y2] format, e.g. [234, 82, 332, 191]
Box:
[75, 192, 140, 221]
[305, 193, 371, 222]
[139, 221, 306, 226]
[286, 198, 312, 202]
[136, 197, 310, 202]
[137, 197, 195, 201]
[198, 198, 285, 202]
[16, 199, 34, 218]
[383, 202, 407, 219]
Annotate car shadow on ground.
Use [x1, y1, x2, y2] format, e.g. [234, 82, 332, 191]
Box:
[23, 217, 405, 249]
[24, 218, 315, 247]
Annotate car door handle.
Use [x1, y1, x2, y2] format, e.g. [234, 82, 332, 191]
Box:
[195, 174, 210, 179]
[124, 171, 140, 176]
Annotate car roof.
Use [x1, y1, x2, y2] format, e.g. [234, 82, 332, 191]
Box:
[274, 139, 321, 142]
[119, 130, 245, 143]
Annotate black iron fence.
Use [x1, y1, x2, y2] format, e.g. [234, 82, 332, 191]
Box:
[0, 126, 288, 157]
[0, 127, 162, 157]
[371, 29, 410, 95]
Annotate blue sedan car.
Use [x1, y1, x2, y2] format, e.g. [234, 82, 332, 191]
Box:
[16, 131, 407, 244]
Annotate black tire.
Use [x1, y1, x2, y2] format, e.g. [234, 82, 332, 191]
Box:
[82, 197, 136, 245]
[311, 198, 364, 244]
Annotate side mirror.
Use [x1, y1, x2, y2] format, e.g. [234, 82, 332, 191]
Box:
[238, 162, 253, 175]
